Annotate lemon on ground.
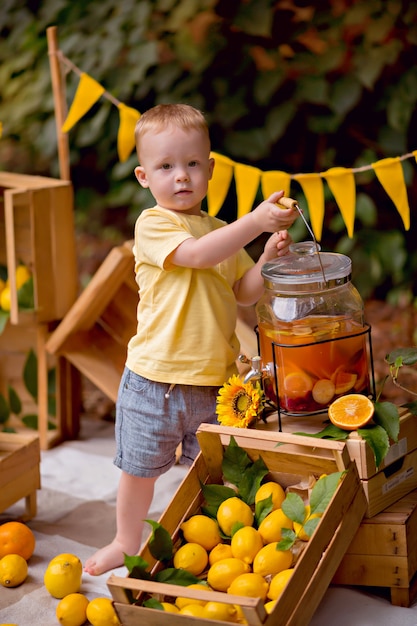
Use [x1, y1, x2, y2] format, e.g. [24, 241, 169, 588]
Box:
[253, 543, 293, 577]
[293, 505, 322, 541]
[44, 553, 82, 599]
[207, 557, 251, 592]
[0, 554, 28, 587]
[255, 481, 286, 511]
[217, 497, 254, 537]
[180, 514, 221, 551]
[86, 597, 121, 626]
[328, 393, 374, 430]
[202, 601, 238, 622]
[173, 542, 208, 575]
[267, 568, 294, 600]
[175, 583, 211, 608]
[227, 573, 269, 601]
[161, 602, 180, 613]
[0, 286, 11, 311]
[0, 521, 35, 561]
[257, 508, 293, 544]
[231, 526, 263, 564]
[209, 542, 233, 565]
[56, 593, 89, 626]
[179, 604, 207, 617]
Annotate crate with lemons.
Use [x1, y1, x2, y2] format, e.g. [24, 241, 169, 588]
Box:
[0, 263, 34, 331]
[0, 520, 120, 626]
[107, 377, 367, 626]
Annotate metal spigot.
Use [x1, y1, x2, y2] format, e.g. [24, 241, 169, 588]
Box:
[241, 355, 263, 384]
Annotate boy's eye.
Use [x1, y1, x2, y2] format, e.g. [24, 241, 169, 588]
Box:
[189, 160, 198, 167]
[162, 163, 171, 170]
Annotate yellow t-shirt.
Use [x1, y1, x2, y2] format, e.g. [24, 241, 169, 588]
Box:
[126, 206, 254, 386]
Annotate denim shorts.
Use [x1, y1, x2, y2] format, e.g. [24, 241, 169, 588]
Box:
[113, 367, 220, 478]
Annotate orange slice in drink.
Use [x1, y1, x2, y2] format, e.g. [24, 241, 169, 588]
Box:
[283, 372, 313, 399]
[332, 370, 357, 395]
[328, 394, 374, 430]
[312, 379, 335, 405]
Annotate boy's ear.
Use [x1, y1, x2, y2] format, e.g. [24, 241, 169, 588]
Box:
[135, 165, 149, 188]
[208, 156, 215, 181]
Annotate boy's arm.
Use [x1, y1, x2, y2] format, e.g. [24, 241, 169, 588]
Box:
[233, 231, 293, 306]
[169, 191, 297, 269]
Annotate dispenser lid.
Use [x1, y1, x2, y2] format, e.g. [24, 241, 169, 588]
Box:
[261, 242, 352, 292]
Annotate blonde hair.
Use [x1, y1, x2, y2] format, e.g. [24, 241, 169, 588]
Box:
[134, 103, 210, 161]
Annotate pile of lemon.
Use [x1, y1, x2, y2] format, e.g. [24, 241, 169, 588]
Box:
[158, 481, 316, 622]
[0, 520, 120, 626]
[0, 263, 32, 311]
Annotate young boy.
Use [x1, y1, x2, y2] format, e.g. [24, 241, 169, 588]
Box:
[84, 103, 298, 575]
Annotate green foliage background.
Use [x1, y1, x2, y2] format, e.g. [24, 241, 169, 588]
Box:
[1, 0, 416, 301]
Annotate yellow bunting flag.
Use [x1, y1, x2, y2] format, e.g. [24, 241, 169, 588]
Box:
[371, 157, 410, 230]
[261, 170, 291, 199]
[117, 103, 141, 162]
[62, 73, 105, 133]
[323, 167, 356, 238]
[293, 173, 324, 241]
[207, 152, 235, 216]
[234, 162, 262, 219]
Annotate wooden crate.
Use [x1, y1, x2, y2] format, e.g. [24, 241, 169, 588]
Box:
[107, 424, 367, 626]
[45, 242, 138, 403]
[259, 407, 417, 517]
[333, 488, 417, 607]
[0, 432, 40, 520]
[0, 171, 78, 325]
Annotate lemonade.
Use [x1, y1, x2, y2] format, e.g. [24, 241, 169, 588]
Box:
[258, 315, 370, 414]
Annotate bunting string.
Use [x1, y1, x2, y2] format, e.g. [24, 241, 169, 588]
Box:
[33, 50, 417, 237]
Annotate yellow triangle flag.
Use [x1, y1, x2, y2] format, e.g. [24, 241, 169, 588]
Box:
[62, 73, 105, 133]
[117, 103, 141, 162]
[293, 173, 324, 241]
[261, 170, 291, 199]
[234, 162, 262, 219]
[372, 157, 410, 230]
[323, 167, 356, 238]
[207, 152, 234, 216]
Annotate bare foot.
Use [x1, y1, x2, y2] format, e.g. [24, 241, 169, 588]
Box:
[84, 539, 135, 576]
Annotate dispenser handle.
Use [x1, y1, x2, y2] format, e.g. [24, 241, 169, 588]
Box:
[277, 196, 299, 210]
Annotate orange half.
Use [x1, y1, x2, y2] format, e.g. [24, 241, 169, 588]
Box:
[328, 394, 374, 431]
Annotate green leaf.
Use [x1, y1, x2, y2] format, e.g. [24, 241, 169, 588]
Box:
[144, 520, 173, 562]
[255, 494, 274, 527]
[21, 414, 57, 431]
[154, 567, 200, 586]
[386, 347, 417, 366]
[357, 425, 390, 469]
[17, 276, 34, 309]
[373, 401, 400, 442]
[404, 401, 417, 416]
[143, 598, 164, 610]
[221, 436, 268, 505]
[236, 457, 269, 505]
[0, 394, 10, 424]
[124, 553, 150, 578]
[8, 386, 22, 415]
[281, 492, 306, 525]
[293, 424, 350, 441]
[309, 472, 344, 515]
[0, 310, 9, 334]
[276, 527, 296, 551]
[23, 349, 38, 400]
[303, 516, 321, 538]
[200, 483, 237, 518]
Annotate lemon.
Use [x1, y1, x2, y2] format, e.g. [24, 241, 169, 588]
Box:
[217, 497, 254, 537]
[56, 593, 89, 626]
[227, 572, 269, 601]
[0, 554, 28, 587]
[44, 553, 82, 599]
[173, 542, 208, 575]
[180, 514, 221, 551]
[234, 604, 249, 624]
[264, 599, 277, 614]
[257, 508, 293, 544]
[0, 286, 11, 311]
[179, 604, 207, 617]
[209, 542, 233, 565]
[255, 481, 285, 511]
[86, 597, 121, 626]
[231, 526, 263, 565]
[15, 264, 31, 289]
[161, 602, 180, 613]
[293, 505, 322, 541]
[267, 568, 294, 600]
[207, 557, 250, 592]
[203, 601, 238, 622]
[175, 583, 211, 608]
[253, 542, 293, 577]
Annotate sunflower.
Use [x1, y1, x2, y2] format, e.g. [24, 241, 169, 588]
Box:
[216, 374, 265, 428]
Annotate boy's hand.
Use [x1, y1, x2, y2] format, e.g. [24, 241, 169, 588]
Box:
[263, 230, 292, 261]
[251, 191, 299, 232]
